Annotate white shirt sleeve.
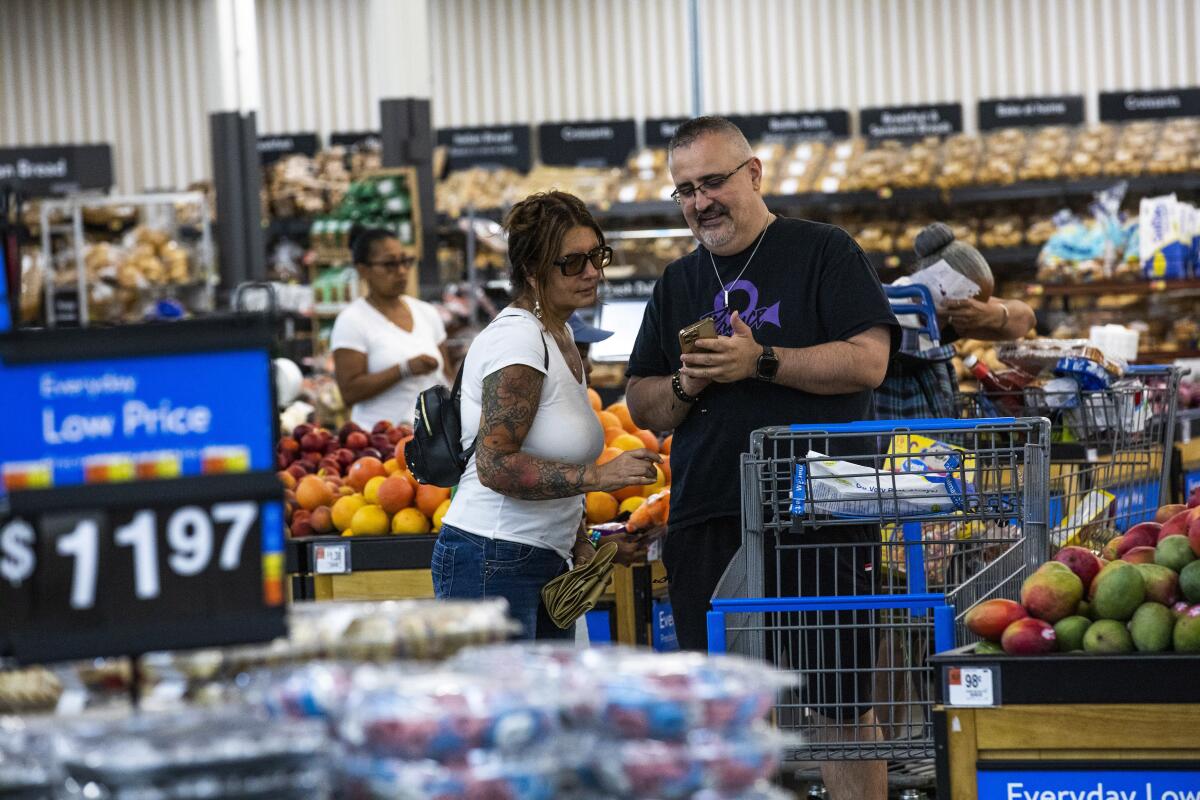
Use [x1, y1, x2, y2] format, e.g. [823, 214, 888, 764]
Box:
[476, 315, 549, 379]
[329, 303, 369, 354]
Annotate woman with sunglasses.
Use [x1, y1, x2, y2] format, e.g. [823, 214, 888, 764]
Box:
[434, 191, 662, 639]
[330, 227, 450, 428]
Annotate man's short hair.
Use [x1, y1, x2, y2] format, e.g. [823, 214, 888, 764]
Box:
[667, 116, 752, 156]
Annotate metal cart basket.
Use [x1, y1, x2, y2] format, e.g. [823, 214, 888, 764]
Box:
[710, 416, 1050, 763]
[958, 364, 1183, 553]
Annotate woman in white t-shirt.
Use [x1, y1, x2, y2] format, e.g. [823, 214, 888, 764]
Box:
[330, 228, 449, 428]
[435, 192, 661, 640]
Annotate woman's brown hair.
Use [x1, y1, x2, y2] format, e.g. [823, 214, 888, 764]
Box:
[503, 191, 604, 312]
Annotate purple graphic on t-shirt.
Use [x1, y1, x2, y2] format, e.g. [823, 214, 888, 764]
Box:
[710, 279, 782, 335]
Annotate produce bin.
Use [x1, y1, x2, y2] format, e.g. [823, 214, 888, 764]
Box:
[931, 646, 1200, 799]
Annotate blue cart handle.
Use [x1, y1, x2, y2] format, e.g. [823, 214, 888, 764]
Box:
[789, 417, 1016, 434]
[1125, 364, 1172, 376]
[710, 592, 948, 613]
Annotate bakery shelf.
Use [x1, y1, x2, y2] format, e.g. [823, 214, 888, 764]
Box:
[1023, 278, 1200, 297]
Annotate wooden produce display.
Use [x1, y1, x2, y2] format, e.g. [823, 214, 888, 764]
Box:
[931, 648, 1200, 799]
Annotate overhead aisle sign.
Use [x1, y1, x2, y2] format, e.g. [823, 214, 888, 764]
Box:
[538, 119, 637, 168]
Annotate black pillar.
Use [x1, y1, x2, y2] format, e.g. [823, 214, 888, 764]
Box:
[209, 110, 265, 298]
[380, 97, 438, 298]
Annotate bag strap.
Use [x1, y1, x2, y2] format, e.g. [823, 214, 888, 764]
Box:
[455, 311, 550, 465]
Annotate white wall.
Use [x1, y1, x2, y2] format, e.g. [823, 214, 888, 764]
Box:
[429, 0, 694, 128]
[254, 0, 377, 136]
[0, 0, 210, 193]
[693, 0, 1200, 128]
[3, 0, 1199, 193]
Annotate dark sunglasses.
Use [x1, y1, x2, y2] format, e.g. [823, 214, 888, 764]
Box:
[368, 256, 416, 272]
[670, 157, 753, 204]
[553, 245, 612, 276]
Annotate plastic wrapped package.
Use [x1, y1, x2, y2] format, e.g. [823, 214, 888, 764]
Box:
[335, 671, 568, 764]
[50, 708, 330, 800]
[215, 598, 519, 670]
[246, 661, 428, 722]
[580, 649, 785, 742]
[451, 645, 786, 743]
[337, 750, 565, 800]
[582, 727, 785, 800]
[996, 339, 1126, 378]
[0, 720, 55, 799]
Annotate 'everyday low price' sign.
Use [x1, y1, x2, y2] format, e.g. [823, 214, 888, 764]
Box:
[978, 769, 1200, 800]
[1, 349, 274, 490]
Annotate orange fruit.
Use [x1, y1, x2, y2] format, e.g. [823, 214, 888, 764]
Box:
[332, 494, 366, 532]
[416, 484, 451, 518]
[277, 471, 297, 490]
[596, 447, 623, 465]
[634, 429, 659, 453]
[585, 492, 619, 524]
[606, 403, 636, 433]
[610, 433, 645, 452]
[587, 387, 602, 412]
[350, 504, 389, 536]
[383, 458, 400, 475]
[397, 470, 420, 496]
[619, 496, 646, 516]
[296, 476, 334, 510]
[363, 475, 387, 505]
[613, 484, 643, 502]
[377, 475, 416, 515]
[309, 506, 334, 534]
[432, 499, 452, 531]
[604, 427, 626, 446]
[392, 507, 431, 535]
[661, 434, 672, 455]
[597, 410, 622, 431]
[347, 457, 386, 491]
[642, 465, 666, 498]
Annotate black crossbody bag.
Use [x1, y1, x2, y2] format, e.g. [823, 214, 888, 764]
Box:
[406, 315, 549, 487]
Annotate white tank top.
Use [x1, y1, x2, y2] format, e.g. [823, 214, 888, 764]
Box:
[441, 309, 605, 557]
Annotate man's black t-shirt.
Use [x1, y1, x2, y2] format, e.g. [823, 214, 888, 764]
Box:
[626, 217, 900, 531]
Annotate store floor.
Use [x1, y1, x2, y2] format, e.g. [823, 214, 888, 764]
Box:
[782, 760, 939, 798]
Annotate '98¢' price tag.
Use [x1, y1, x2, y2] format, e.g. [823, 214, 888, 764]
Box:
[946, 665, 997, 707]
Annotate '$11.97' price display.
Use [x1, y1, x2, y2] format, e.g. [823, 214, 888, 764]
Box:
[1, 501, 264, 621]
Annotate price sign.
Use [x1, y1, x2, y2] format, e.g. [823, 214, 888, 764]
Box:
[0, 476, 286, 663]
[314, 541, 350, 575]
[945, 665, 998, 707]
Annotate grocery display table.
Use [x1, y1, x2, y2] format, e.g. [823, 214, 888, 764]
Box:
[931, 647, 1200, 799]
[286, 534, 436, 601]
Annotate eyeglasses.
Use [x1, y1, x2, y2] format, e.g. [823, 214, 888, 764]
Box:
[670, 158, 753, 204]
[553, 245, 613, 276]
[368, 256, 416, 272]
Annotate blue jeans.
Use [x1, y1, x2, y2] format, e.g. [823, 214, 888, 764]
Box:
[431, 524, 572, 641]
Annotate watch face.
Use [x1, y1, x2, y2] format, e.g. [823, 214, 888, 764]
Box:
[757, 349, 779, 380]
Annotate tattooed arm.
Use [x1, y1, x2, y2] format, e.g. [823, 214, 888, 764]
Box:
[474, 364, 661, 500]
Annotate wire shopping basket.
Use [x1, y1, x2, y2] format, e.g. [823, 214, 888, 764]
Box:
[958, 364, 1183, 553]
[710, 416, 1050, 762]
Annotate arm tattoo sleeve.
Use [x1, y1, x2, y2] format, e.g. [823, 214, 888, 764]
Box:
[475, 365, 589, 500]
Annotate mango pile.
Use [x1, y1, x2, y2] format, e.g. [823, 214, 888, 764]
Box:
[967, 499, 1200, 655]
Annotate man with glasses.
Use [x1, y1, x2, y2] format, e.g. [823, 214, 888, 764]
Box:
[625, 117, 898, 800]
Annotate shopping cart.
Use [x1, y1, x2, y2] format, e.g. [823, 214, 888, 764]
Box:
[709, 416, 1050, 763]
[958, 364, 1184, 552]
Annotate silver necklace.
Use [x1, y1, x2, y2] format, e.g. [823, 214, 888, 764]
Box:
[708, 216, 772, 309]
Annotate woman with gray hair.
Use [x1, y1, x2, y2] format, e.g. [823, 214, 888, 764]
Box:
[874, 222, 1035, 419]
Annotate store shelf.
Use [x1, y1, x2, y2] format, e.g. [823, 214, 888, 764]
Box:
[931, 646, 1200, 705]
[1024, 278, 1200, 297]
[311, 302, 350, 318]
[286, 534, 438, 574]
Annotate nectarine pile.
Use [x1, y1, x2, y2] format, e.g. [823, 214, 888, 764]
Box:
[278, 419, 444, 538]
